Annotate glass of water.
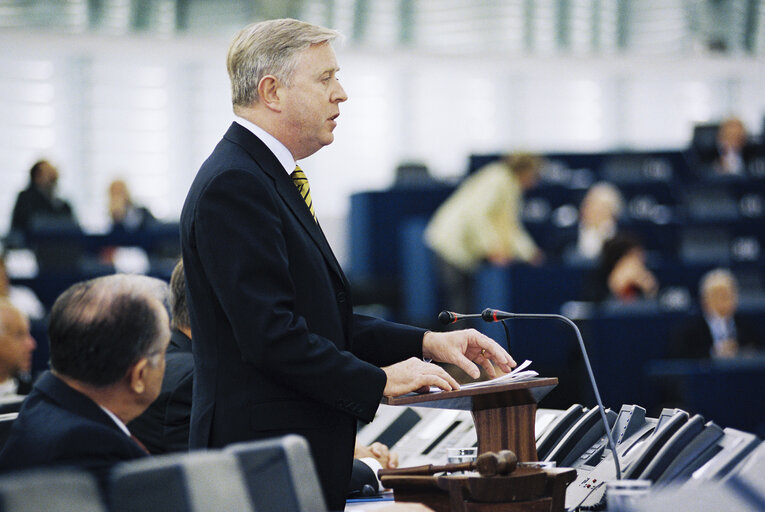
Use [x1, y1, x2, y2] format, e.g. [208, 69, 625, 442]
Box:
[446, 447, 478, 470]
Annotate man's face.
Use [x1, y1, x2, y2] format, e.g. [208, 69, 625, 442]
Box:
[0, 307, 36, 377]
[279, 43, 348, 160]
[718, 120, 746, 151]
[704, 282, 737, 318]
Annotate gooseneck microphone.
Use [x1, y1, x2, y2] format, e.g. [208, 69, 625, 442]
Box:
[480, 308, 622, 480]
[438, 310, 484, 325]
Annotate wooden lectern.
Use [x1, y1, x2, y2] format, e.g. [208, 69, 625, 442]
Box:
[383, 377, 558, 461]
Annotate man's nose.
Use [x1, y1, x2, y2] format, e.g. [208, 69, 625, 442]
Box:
[27, 334, 37, 351]
[333, 82, 348, 103]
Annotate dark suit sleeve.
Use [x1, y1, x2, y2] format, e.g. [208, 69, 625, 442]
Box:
[194, 169, 388, 419]
[351, 314, 424, 367]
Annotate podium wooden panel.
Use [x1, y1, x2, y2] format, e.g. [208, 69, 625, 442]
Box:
[383, 377, 557, 461]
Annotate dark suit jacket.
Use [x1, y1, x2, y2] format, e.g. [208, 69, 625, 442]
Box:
[0, 371, 147, 488]
[670, 314, 762, 359]
[127, 329, 194, 454]
[10, 185, 74, 235]
[180, 122, 424, 510]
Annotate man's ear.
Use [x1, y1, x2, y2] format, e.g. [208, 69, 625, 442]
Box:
[128, 358, 149, 395]
[258, 75, 283, 112]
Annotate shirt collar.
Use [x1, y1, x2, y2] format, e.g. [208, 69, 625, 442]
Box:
[234, 116, 296, 175]
[0, 379, 18, 397]
[99, 404, 131, 437]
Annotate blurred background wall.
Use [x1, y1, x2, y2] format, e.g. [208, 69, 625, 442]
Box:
[1, 0, 764, 262]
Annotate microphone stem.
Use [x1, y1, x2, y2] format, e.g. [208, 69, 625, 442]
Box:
[500, 320, 511, 354]
[505, 313, 622, 480]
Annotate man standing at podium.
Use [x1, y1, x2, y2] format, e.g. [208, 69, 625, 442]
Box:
[180, 18, 515, 510]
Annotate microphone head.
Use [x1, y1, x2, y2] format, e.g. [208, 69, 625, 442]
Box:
[481, 308, 496, 322]
[438, 311, 455, 325]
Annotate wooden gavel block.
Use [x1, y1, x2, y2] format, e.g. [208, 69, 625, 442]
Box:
[378, 450, 518, 478]
[380, 467, 577, 512]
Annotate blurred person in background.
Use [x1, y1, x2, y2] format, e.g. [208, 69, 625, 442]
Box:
[574, 182, 623, 261]
[108, 179, 156, 232]
[712, 117, 759, 176]
[425, 152, 544, 314]
[670, 269, 762, 359]
[10, 159, 76, 242]
[0, 255, 44, 320]
[0, 299, 36, 397]
[582, 232, 658, 304]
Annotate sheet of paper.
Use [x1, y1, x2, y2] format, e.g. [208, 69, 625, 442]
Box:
[427, 359, 537, 393]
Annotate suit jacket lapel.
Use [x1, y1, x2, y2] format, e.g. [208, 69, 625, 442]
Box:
[34, 371, 124, 432]
[223, 123, 347, 285]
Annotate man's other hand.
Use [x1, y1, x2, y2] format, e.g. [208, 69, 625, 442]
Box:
[355, 441, 398, 469]
[422, 329, 516, 380]
[382, 357, 460, 397]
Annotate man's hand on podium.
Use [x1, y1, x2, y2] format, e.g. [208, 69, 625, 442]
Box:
[382, 357, 460, 397]
[422, 329, 516, 379]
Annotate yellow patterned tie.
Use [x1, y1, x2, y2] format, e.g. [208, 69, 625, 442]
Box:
[291, 165, 316, 222]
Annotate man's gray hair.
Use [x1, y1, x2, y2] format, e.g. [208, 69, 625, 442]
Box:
[700, 268, 737, 298]
[227, 18, 340, 110]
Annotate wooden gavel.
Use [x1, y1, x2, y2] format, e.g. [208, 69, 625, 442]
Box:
[378, 449, 518, 478]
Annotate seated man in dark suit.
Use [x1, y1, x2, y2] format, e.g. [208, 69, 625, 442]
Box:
[671, 268, 762, 359]
[0, 299, 37, 398]
[128, 260, 397, 495]
[0, 274, 171, 487]
[10, 159, 77, 243]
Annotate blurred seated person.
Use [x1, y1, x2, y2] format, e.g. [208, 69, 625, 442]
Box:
[670, 269, 762, 359]
[690, 117, 761, 178]
[714, 117, 759, 176]
[0, 299, 36, 397]
[582, 232, 658, 304]
[10, 159, 76, 241]
[425, 153, 543, 313]
[108, 179, 155, 232]
[0, 255, 44, 320]
[0, 274, 171, 488]
[127, 260, 397, 495]
[572, 182, 624, 262]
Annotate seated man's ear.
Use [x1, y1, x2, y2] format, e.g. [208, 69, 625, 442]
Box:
[128, 358, 149, 394]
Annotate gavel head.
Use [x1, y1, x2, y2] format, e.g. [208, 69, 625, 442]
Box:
[475, 450, 518, 476]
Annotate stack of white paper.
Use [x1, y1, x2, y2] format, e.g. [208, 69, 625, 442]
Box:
[427, 359, 538, 393]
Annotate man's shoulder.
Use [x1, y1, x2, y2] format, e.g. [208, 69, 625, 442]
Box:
[0, 390, 137, 469]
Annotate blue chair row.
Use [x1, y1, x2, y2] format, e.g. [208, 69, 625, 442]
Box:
[0, 435, 323, 512]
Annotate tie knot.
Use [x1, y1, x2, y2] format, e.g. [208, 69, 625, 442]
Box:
[291, 165, 307, 181]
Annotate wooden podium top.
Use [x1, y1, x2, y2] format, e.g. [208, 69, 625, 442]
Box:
[382, 377, 558, 411]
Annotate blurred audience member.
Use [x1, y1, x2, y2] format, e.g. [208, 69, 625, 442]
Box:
[713, 117, 757, 176]
[582, 232, 658, 304]
[0, 255, 45, 320]
[670, 269, 762, 359]
[0, 299, 36, 397]
[425, 153, 543, 313]
[108, 179, 155, 232]
[689, 117, 761, 178]
[10, 160, 76, 241]
[575, 182, 624, 261]
[0, 274, 170, 487]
